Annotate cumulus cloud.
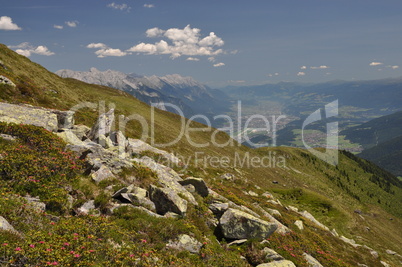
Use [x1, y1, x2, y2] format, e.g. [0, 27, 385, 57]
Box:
[213, 62, 225, 67]
[54, 25, 63, 29]
[66, 21, 78, 27]
[369, 62, 383, 66]
[87, 43, 127, 58]
[297, 72, 306, 76]
[127, 25, 225, 59]
[146, 27, 165, 37]
[186, 57, 200, 61]
[144, 4, 155, 8]
[311, 65, 329, 69]
[9, 42, 55, 57]
[300, 66, 307, 70]
[0, 16, 22, 30]
[268, 73, 279, 77]
[107, 2, 131, 12]
[391, 65, 399, 69]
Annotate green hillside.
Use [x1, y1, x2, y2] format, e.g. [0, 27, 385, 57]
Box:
[1, 44, 402, 266]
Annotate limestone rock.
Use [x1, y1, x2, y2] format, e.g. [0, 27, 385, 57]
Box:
[54, 110, 75, 129]
[178, 177, 209, 197]
[287, 205, 299, 212]
[0, 133, 16, 142]
[88, 108, 115, 141]
[91, 165, 116, 184]
[71, 125, 91, 140]
[134, 157, 197, 205]
[303, 252, 323, 267]
[299, 210, 329, 231]
[248, 190, 259, 197]
[220, 173, 235, 181]
[209, 202, 229, 218]
[257, 260, 296, 267]
[251, 203, 291, 235]
[219, 208, 277, 240]
[149, 185, 187, 216]
[227, 239, 248, 246]
[267, 208, 282, 217]
[294, 220, 304, 230]
[25, 196, 46, 212]
[166, 234, 203, 254]
[385, 249, 396, 255]
[263, 247, 284, 261]
[0, 75, 15, 87]
[0, 216, 17, 233]
[340, 235, 361, 248]
[0, 102, 59, 132]
[78, 200, 98, 215]
[56, 130, 85, 146]
[126, 138, 180, 164]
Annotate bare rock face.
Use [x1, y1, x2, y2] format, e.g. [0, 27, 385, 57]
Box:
[0, 216, 18, 234]
[148, 185, 187, 216]
[91, 165, 116, 184]
[219, 208, 277, 240]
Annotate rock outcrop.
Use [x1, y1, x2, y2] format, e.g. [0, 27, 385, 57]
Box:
[219, 208, 277, 240]
[166, 234, 203, 254]
[149, 185, 188, 216]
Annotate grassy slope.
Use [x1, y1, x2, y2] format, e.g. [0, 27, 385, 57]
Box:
[1, 44, 402, 265]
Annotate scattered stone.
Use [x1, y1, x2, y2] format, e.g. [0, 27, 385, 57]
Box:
[0, 75, 15, 87]
[294, 220, 304, 230]
[380, 261, 390, 267]
[263, 247, 284, 261]
[256, 260, 296, 267]
[267, 208, 281, 217]
[178, 177, 209, 197]
[91, 165, 116, 184]
[331, 228, 339, 237]
[251, 203, 291, 234]
[227, 239, 248, 246]
[126, 138, 180, 164]
[287, 205, 298, 212]
[299, 210, 329, 231]
[248, 190, 259, 197]
[149, 185, 187, 216]
[220, 173, 235, 181]
[303, 252, 323, 267]
[77, 200, 98, 215]
[267, 199, 282, 206]
[339, 235, 361, 248]
[0, 133, 16, 142]
[166, 234, 203, 254]
[164, 212, 181, 219]
[354, 209, 362, 214]
[24, 195, 46, 212]
[385, 249, 397, 255]
[357, 264, 368, 267]
[219, 208, 277, 240]
[272, 180, 279, 184]
[262, 192, 274, 199]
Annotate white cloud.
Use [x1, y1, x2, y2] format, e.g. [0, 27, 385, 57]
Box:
[369, 61, 383, 66]
[186, 57, 200, 61]
[297, 72, 306, 76]
[0, 16, 22, 31]
[391, 65, 399, 69]
[65, 21, 78, 27]
[10, 42, 55, 57]
[87, 43, 127, 58]
[107, 2, 131, 12]
[311, 65, 329, 69]
[127, 25, 225, 59]
[144, 4, 155, 8]
[213, 62, 225, 67]
[300, 66, 307, 70]
[208, 57, 216, 62]
[53, 25, 63, 29]
[146, 27, 165, 38]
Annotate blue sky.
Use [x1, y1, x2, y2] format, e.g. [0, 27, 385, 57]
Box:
[1, 0, 402, 87]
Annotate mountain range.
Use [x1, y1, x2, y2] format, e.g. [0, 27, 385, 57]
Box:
[56, 68, 230, 123]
